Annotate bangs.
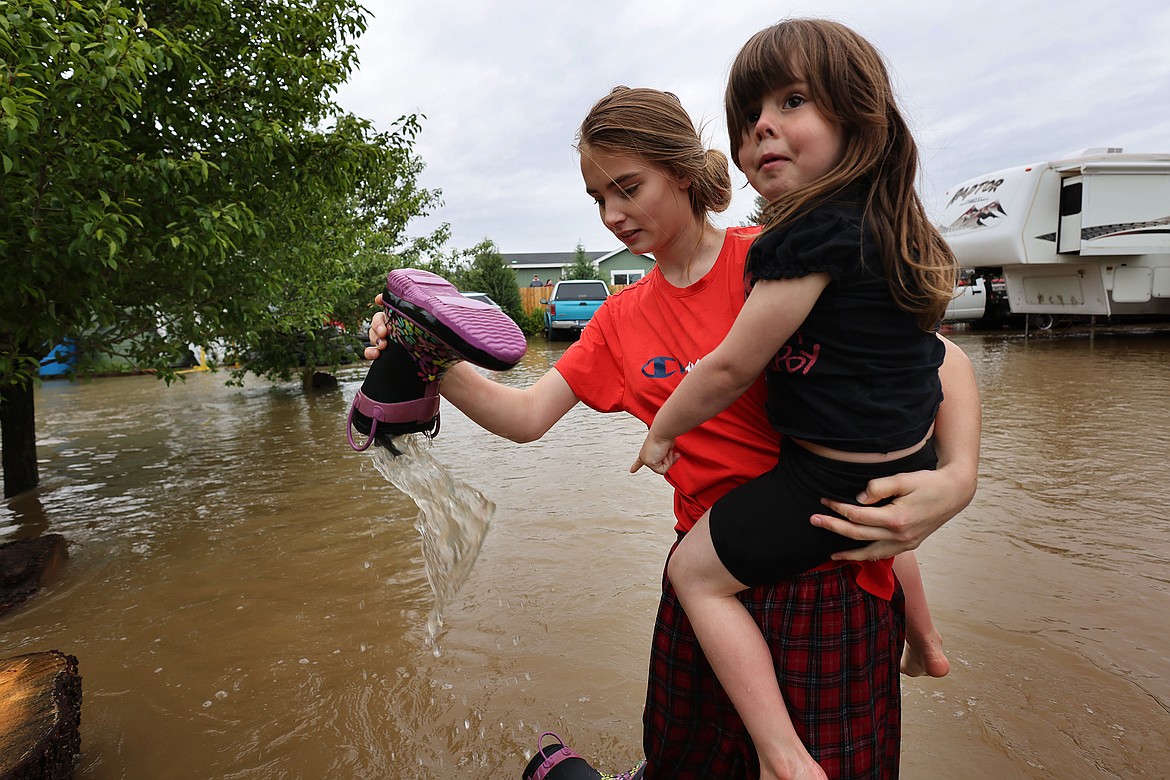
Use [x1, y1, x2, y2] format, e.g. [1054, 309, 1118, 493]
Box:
[725, 26, 810, 150]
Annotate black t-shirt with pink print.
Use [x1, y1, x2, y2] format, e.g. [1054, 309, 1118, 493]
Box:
[746, 197, 945, 453]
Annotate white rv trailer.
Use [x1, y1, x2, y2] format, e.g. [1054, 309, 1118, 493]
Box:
[938, 148, 1170, 322]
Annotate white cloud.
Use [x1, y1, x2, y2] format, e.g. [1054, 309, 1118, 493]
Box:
[336, 0, 1170, 254]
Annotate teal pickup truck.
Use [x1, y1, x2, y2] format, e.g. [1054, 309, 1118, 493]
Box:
[542, 279, 610, 340]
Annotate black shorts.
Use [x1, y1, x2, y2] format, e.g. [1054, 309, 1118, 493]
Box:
[708, 439, 938, 586]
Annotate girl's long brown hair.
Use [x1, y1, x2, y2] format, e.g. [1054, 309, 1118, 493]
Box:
[725, 19, 955, 330]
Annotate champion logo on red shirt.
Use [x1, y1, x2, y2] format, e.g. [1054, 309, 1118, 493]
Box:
[641, 356, 687, 378]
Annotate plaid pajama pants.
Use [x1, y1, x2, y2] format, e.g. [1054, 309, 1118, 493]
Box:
[642, 552, 905, 779]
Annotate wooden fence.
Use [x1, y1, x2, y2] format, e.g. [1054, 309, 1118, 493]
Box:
[518, 285, 630, 315]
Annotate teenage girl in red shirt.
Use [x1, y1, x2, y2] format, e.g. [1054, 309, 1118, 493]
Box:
[366, 79, 978, 779]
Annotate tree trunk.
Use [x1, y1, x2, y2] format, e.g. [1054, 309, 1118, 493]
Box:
[0, 535, 68, 617]
[304, 368, 337, 392]
[1, 376, 39, 499]
[0, 651, 82, 780]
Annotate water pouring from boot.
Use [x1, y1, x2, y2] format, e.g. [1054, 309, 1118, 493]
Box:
[346, 269, 527, 651]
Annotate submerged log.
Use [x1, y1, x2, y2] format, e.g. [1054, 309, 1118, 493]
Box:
[0, 651, 82, 779]
[0, 536, 68, 618]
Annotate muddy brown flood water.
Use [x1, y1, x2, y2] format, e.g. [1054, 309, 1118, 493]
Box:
[1, 328, 1168, 779]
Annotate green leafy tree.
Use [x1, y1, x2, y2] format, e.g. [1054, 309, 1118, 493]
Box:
[233, 125, 450, 389]
[0, 0, 443, 497]
[457, 240, 524, 324]
[564, 241, 601, 281]
[517, 308, 546, 337]
[744, 194, 769, 226]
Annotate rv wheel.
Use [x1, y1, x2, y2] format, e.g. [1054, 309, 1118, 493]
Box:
[1029, 313, 1055, 331]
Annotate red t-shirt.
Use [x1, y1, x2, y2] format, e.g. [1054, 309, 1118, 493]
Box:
[554, 226, 897, 600]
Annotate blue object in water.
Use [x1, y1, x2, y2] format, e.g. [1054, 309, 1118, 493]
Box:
[39, 340, 77, 378]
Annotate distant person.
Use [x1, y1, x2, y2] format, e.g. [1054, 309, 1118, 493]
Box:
[631, 19, 960, 780]
[529, 274, 543, 287]
[544, 279, 552, 286]
[366, 83, 979, 778]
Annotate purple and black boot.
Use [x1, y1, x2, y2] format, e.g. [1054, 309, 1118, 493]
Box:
[522, 732, 646, 780]
[347, 269, 527, 454]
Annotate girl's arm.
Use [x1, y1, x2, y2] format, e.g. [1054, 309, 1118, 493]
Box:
[439, 361, 579, 443]
[632, 273, 830, 473]
[813, 335, 981, 558]
[365, 301, 579, 443]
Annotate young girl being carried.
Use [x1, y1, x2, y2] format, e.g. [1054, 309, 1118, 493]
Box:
[632, 19, 963, 780]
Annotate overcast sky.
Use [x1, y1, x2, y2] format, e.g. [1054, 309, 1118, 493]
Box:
[334, 0, 1170, 256]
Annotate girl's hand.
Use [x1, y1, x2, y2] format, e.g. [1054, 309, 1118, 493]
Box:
[811, 465, 976, 561]
[363, 294, 388, 361]
[630, 433, 679, 475]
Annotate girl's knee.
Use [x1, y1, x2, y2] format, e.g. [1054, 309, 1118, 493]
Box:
[669, 534, 713, 596]
[666, 540, 693, 589]
[668, 532, 723, 598]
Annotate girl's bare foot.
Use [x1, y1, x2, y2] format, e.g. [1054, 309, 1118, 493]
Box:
[901, 629, 950, 678]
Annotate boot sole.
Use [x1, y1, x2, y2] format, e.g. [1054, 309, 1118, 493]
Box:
[384, 270, 527, 371]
